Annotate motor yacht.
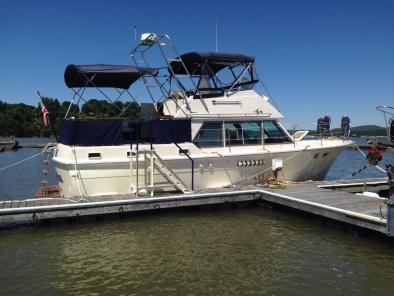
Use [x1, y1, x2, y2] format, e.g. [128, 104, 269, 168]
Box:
[52, 33, 352, 198]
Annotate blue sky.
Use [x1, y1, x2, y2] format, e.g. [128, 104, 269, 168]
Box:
[0, 0, 393, 129]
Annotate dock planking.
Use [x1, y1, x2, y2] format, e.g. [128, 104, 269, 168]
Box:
[0, 178, 392, 237]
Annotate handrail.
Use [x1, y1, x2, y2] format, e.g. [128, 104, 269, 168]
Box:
[150, 124, 195, 190]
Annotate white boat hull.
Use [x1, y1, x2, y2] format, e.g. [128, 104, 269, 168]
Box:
[53, 140, 349, 198]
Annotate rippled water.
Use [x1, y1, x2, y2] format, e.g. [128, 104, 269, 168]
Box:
[0, 138, 394, 295]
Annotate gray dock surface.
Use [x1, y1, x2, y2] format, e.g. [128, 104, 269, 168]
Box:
[0, 178, 391, 237]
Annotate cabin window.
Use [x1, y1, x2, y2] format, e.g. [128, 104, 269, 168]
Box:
[225, 121, 261, 146]
[194, 122, 223, 147]
[263, 120, 292, 144]
[88, 152, 101, 159]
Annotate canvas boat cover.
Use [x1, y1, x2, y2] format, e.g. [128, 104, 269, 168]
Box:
[60, 119, 126, 146]
[170, 52, 254, 75]
[64, 64, 159, 89]
[60, 118, 192, 146]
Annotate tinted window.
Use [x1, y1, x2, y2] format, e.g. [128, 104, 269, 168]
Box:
[194, 122, 223, 147]
[263, 121, 291, 144]
[225, 121, 261, 146]
[225, 122, 243, 145]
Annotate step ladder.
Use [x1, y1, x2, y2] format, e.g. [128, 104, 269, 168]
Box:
[130, 149, 192, 196]
[152, 151, 192, 194]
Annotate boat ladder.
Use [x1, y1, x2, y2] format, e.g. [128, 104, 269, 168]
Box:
[129, 149, 192, 196]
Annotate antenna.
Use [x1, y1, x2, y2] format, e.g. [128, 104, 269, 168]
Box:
[134, 25, 137, 42]
[215, 20, 218, 52]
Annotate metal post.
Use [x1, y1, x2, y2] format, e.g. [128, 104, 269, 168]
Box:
[136, 150, 139, 197]
[387, 165, 394, 236]
[130, 150, 135, 194]
[150, 150, 154, 196]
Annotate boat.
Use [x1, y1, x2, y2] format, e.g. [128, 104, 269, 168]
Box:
[0, 136, 19, 151]
[52, 33, 352, 198]
[375, 106, 394, 153]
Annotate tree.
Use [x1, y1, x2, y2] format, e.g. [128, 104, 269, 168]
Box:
[0, 98, 141, 137]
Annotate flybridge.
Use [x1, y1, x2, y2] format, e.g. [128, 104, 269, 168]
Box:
[62, 33, 266, 120]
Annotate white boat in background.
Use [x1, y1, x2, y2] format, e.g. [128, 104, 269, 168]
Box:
[376, 106, 394, 153]
[52, 33, 352, 198]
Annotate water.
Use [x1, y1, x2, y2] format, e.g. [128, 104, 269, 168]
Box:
[0, 138, 394, 295]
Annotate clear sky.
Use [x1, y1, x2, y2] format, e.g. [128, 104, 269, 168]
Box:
[0, 0, 393, 129]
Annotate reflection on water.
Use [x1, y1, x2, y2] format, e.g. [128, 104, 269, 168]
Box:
[0, 139, 394, 295]
[1, 209, 394, 295]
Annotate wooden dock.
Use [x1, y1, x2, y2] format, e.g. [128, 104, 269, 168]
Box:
[0, 178, 393, 238]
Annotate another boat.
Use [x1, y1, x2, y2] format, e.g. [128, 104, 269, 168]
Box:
[376, 106, 394, 153]
[0, 136, 19, 151]
[52, 33, 352, 198]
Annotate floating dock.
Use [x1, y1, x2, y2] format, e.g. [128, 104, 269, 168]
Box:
[0, 178, 393, 237]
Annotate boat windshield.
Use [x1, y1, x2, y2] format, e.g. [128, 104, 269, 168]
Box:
[263, 120, 292, 144]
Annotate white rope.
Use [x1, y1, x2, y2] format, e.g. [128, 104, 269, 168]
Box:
[232, 145, 311, 185]
[72, 148, 85, 201]
[0, 143, 56, 173]
[0, 152, 42, 172]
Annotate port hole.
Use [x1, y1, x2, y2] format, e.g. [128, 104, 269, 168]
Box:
[88, 153, 101, 159]
[179, 149, 189, 155]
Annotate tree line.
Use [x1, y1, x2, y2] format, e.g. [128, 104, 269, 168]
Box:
[0, 98, 140, 137]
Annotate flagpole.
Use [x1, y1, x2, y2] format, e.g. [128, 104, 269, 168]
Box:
[37, 91, 59, 143]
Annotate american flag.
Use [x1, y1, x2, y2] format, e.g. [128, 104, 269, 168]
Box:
[39, 96, 49, 126]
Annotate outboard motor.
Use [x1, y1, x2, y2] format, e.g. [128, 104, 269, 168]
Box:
[317, 115, 331, 133]
[341, 115, 350, 137]
[390, 118, 394, 143]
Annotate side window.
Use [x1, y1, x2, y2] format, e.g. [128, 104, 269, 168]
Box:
[242, 122, 261, 144]
[225, 121, 261, 146]
[263, 121, 291, 144]
[225, 122, 243, 146]
[194, 122, 223, 147]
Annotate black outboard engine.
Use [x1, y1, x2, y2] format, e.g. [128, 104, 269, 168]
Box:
[317, 116, 331, 133]
[341, 115, 350, 137]
[390, 118, 394, 143]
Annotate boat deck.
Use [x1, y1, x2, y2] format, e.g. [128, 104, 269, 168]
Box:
[0, 178, 392, 237]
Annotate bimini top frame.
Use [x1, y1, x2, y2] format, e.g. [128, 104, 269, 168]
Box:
[170, 51, 258, 97]
[63, 64, 159, 118]
[64, 64, 158, 89]
[170, 52, 254, 74]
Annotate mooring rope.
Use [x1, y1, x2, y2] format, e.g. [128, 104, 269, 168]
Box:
[0, 152, 42, 172]
[72, 148, 85, 201]
[0, 143, 56, 173]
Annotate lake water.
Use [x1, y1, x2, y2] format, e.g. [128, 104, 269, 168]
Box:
[0, 138, 394, 295]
